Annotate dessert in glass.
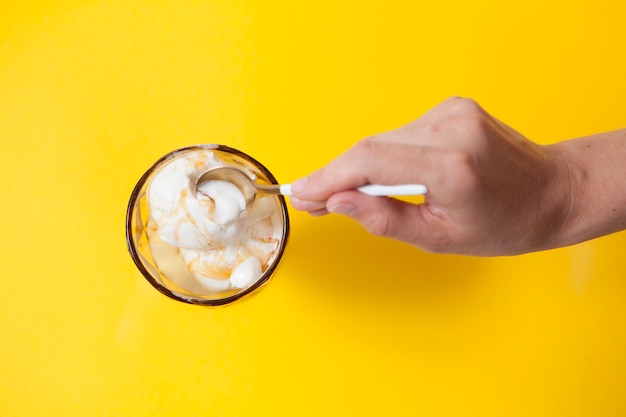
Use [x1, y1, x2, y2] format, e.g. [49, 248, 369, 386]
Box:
[126, 145, 289, 306]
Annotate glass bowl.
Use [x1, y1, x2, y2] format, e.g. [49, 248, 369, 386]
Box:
[125, 145, 290, 306]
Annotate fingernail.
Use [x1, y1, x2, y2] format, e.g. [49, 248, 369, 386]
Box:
[328, 202, 358, 217]
[291, 177, 308, 195]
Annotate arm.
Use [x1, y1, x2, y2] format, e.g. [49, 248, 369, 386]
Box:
[550, 129, 626, 248]
[289, 97, 626, 256]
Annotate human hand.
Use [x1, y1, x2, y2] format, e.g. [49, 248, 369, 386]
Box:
[290, 97, 573, 256]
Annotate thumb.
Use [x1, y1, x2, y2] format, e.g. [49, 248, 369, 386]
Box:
[326, 191, 427, 244]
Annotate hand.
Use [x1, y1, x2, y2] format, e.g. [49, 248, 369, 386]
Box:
[290, 97, 573, 256]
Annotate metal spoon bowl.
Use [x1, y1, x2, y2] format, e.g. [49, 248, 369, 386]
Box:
[195, 166, 291, 208]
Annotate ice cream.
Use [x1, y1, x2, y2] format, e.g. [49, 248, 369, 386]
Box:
[145, 149, 284, 295]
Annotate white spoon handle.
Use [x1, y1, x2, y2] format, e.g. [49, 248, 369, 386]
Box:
[356, 184, 428, 196]
[279, 183, 427, 196]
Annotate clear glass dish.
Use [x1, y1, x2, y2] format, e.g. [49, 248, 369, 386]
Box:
[125, 144, 290, 306]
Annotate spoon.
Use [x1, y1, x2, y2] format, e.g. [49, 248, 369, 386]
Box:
[195, 166, 428, 209]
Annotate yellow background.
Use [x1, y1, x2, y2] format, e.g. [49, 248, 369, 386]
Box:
[1, 1, 625, 416]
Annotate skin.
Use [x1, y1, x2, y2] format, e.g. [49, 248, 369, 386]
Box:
[289, 97, 626, 256]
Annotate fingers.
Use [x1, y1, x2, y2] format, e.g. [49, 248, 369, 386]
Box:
[290, 190, 433, 247]
[292, 141, 438, 203]
[289, 195, 328, 214]
[324, 190, 431, 246]
[291, 96, 487, 204]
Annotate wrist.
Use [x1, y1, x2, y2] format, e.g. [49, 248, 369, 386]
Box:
[538, 141, 581, 250]
[542, 130, 626, 249]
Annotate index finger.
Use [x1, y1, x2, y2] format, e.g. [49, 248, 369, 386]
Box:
[291, 139, 441, 202]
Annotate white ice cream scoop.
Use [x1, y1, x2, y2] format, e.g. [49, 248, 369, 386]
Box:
[194, 166, 428, 209]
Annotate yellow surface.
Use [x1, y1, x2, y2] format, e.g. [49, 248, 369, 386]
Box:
[1, 1, 625, 415]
